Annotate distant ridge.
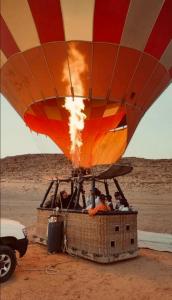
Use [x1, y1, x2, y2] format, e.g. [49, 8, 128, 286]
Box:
[1, 154, 172, 190]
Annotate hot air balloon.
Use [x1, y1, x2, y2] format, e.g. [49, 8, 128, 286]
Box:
[1, 0, 172, 168]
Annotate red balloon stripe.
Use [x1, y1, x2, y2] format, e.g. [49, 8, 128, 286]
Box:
[27, 0, 65, 43]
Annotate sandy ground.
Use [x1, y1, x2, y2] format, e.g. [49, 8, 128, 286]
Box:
[1, 244, 172, 300]
[1, 155, 172, 299]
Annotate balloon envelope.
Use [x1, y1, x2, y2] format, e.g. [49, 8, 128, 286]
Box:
[1, 0, 172, 167]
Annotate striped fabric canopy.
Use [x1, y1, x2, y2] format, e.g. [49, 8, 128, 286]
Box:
[1, 0, 172, 167]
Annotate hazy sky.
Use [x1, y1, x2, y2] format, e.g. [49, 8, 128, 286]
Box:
[1, 84, 172, 159]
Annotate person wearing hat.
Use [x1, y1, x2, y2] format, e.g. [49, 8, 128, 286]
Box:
[88, 194, 111, 216]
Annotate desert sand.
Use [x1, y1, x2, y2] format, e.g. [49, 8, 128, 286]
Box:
[1, 245, 172, 300]
[1, 154, 172, 299]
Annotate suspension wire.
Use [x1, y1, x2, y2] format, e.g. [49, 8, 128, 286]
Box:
[7, 59, 36, 181]
[21, 52, 46, 105]
[124, 52, 143, 103]
[66, 42, 75, 100]
[28, 129, 56, 180]
[141, 66, 168, 110]
[41, 44, 59, 99]
[106, 44, 120, 103]
[20, 130, 53, 201]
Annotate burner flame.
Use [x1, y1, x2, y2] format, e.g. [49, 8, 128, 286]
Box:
[63, 45, 87, 167]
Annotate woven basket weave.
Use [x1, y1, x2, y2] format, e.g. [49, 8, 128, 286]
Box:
[36, 209, 138, 263]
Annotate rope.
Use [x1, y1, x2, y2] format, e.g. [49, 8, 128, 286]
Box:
[29, 133, 54, 179]
[63, 212, 68, 252]
[17, 260, 76, 275]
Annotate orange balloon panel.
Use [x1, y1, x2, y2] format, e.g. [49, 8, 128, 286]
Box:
[1, 0, 172, 167]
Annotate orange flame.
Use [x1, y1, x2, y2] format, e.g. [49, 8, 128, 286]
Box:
[63, 45, 87, 167]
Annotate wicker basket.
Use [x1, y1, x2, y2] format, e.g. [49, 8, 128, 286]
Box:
[35, 208, 138, 263]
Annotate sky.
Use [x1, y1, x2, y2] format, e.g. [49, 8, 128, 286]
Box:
[1, 84, 172, 159]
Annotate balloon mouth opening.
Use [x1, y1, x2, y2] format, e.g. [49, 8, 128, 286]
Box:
[24, 96, 128, 129]
[24, 97, 128, 167]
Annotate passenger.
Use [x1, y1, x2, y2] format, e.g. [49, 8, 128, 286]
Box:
[86, 188, 101, 209]
[59, 190, 83, 210]
[114, 192, 129, 210]
[105, 194, 114, 210]
[88, 194, 111, 216]
[114, 192, 121, 210]
[44, 190, 72, 209]
[59, 190, 72, 209]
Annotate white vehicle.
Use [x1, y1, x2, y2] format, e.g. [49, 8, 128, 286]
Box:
[0, 219, 28, 283]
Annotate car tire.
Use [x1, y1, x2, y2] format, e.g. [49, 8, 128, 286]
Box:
[0, 245, 17, 283]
